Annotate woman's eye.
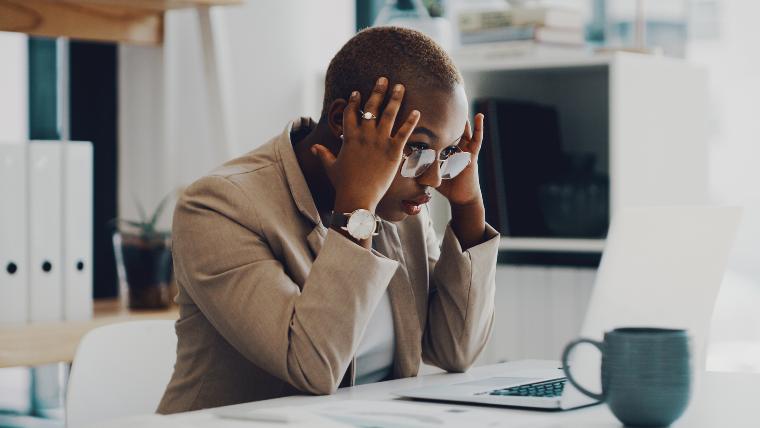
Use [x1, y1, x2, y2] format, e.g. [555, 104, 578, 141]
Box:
[441, 147, 457, 158]
[405, 143, 427, 154]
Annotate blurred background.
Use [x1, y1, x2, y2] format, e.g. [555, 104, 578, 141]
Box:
[1, 0, 759, 426]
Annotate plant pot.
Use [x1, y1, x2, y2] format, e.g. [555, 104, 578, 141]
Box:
[112, 231, 173, 309]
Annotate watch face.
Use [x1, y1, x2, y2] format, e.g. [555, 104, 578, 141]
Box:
[347, 209, 377, 240]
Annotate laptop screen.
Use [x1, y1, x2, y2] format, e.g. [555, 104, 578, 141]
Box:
[561, 206, 741, 409]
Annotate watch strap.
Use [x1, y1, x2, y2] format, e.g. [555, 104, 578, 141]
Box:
[329, 211, 350, 229]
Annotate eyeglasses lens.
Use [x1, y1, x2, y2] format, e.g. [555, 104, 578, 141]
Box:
[401, 149, 471, 179]
[401, 149, 436, 178]
[440, 152, 471, 179]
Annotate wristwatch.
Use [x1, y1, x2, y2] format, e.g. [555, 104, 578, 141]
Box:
[330, 209, 380, 240]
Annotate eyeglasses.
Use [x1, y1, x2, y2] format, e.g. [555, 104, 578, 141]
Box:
[400, 144, 471, 180]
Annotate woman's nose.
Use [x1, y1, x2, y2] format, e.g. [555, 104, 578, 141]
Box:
[416, 159, 443, 188]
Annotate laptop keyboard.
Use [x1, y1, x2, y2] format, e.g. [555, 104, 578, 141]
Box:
[485, 378, 567, 398]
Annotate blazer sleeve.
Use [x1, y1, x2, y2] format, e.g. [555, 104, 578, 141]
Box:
[171, 175, 399, 395]
[421, 210, 500, 372]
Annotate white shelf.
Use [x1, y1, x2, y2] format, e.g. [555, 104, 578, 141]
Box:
[455, 52, 615, 72]
[499, 237, 606, 253]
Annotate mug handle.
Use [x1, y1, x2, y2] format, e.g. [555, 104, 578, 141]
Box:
[561, 338, 606, 402]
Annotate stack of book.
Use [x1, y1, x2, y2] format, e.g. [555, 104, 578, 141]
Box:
[456, 6, 587, 60]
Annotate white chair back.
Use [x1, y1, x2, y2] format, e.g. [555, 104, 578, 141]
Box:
[66, 320, 177, 428]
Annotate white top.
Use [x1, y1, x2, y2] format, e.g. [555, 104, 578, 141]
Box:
[354, 290, 395, 385]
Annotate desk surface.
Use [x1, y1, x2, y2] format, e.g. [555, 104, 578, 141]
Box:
[100, 360, 757, 428]
[0, 299, 178, 368]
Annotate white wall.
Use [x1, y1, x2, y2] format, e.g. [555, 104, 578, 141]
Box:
[688, 0, 760, 278]
[686, 1, 760, 363]
[119, 1, 355, 229]
[687, 1, 760, 279]
[225, 2, 354, 145]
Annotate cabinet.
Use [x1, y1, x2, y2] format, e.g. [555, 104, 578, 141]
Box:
[435, 53, 710, 258]
[451, 53, 710, 361]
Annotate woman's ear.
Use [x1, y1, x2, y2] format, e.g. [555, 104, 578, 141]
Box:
[327, 98, 347, 139]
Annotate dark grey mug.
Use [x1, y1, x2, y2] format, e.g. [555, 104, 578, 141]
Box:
[561, 327, 692, 427]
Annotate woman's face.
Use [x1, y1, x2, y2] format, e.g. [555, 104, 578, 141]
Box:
[375, 84, 469, 222]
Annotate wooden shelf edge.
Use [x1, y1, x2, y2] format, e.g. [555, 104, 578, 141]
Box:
[0, 0, 244, 45]
[76, 0, 243, 11]
[0, 0, 164, 45]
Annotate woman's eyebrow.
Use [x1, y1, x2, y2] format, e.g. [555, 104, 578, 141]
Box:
[411, 126, 438, 140]
[410, 127, 461, 147]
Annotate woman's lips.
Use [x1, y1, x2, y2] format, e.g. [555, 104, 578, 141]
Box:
[401, 201, 423, 215]
[401, 194, 431, 216]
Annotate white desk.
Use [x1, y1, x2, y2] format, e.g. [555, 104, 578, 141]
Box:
[99, 360, 757, 428]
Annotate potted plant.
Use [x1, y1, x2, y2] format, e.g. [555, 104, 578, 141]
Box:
[111, 193, 174, 309]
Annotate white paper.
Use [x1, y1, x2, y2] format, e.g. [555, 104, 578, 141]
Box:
[222, 400, 555, 428]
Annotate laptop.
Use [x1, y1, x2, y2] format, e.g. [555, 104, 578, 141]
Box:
[397, 206, 742, 410]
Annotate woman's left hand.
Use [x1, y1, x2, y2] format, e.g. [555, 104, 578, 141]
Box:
[436, 113, 485, 207]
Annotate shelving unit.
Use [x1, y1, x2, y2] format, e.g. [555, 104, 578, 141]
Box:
[0, 0, 236, 356]
[0, 4, 239, 421]
[457, 53, 615, 73]
[455, 52, 709, 259]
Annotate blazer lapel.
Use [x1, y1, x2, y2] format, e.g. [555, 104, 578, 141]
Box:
[396, 221, 429, 333]
[380, 223, 423, 379]
[306, 224, 327, 258]
[275, 118, 322, 227]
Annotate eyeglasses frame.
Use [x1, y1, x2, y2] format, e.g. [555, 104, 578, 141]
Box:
[400, 142, 471, 180]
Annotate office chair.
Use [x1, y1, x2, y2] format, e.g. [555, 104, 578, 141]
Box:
[66, 320, 177, 428]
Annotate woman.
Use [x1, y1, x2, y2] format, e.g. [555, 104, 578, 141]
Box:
[158, 26, 499, 413]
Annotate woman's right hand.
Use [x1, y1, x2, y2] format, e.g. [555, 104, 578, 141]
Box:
[311, 77, 420, 213]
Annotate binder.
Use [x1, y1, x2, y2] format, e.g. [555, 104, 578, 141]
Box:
[0, 143, 28, 324]
[474, 99, 564, 236]
[28, 142, 63, 322]
[63, 142, 93, 320]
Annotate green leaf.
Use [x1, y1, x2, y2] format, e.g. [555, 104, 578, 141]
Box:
[135, 195, 148, 224]
[149, 192, 173, 229]
[115, 190, 176, 240]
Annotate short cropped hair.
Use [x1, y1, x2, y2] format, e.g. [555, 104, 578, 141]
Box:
[321, 26, 462, 119]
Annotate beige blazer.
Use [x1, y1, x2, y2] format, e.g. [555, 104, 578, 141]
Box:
[157, 118, 500, 414]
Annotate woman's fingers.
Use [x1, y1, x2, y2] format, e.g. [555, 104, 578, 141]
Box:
[378, 83, 405, 139]
[342, 90, 361, 141]
[461, 113, 484, 155]
[470, 113, 485, 155]
[391, 110, 421, 155]
[310, 144, 338, 186]
[311, 144, 336, 169]
[361, 77, 388, 129]
[463, 120, 472, 148]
